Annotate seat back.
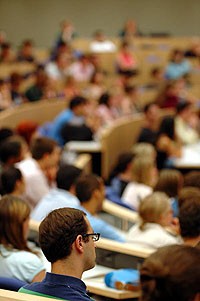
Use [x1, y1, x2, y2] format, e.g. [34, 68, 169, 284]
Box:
[0, 277, 27, 291]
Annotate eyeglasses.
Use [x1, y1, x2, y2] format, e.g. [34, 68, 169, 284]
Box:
[82, 233, 100, 242]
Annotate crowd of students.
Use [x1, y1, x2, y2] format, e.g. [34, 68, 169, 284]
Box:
[0, 19, 200, 301]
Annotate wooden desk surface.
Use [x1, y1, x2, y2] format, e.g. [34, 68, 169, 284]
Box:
[85, 277, 140, 300]
[65, 141, 102, 153]
[83, 265, 140, 300]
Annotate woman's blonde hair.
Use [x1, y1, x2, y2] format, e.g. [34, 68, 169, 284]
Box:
[139, 192, 170, 230]
[0, 195, 31, 252]
[132, 143, 156, 161]
[132, 156, 155, 186]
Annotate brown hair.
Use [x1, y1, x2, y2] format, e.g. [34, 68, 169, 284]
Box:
[0, 195, 31, 252]
[39, 207, 88, 263]
[154, 169, 183, 198]
[75, 173, 103, 203]
[184, 171, 200, 189]
[30, 137, 57, 160]
[179, 196, 200, 239]
[140, 245, 200, 301]
[178, 187, 200, 208]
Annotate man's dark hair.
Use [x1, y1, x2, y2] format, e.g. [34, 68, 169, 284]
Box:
[39, 207, 88, 263]
[69, 96, 87, 110]
[56, 164, 82, 191]
[30, 137, 57, 160]
[0, 139, 22, 164]
[176, 101, 191, 115]
[184, 171, 200, 189]
[179, 197, 200, 239]
[75, 174, 102, 203]
[0, 127, 14, 145]
[0, 166, 22, 194]
[98, 93, 110, 106]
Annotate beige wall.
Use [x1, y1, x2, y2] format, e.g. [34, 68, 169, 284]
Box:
[0, 0, 199, 47]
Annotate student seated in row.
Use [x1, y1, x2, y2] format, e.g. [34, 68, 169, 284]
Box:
[127, 192, 181, 250]
[0, 195, 45, 283]
[20, 207, 99, 300]
[140, 244, 200, 301]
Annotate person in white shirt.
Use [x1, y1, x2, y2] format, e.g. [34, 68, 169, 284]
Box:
[127, 192, 181, 250]
[175, 101, 199, 145]
[68, 55, 94, 82]
[90, 30, 117, 53]
[16, 137, 60, 208]
[45, 53, 70, 82]
[122, 156, 157, 210]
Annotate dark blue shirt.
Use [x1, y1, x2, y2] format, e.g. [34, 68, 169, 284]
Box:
[19, 272, 93, 301]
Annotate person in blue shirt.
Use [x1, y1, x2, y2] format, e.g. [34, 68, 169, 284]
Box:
[31, 164, 82, 221]
[165, 49, 191, 80]
[75, 173, 126, 242]
[50, 96, 88, 146]
[20, 207, 99, 300]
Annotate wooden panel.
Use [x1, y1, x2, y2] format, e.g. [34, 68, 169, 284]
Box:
[0, 99, 67, 128]
[100, 114, 144, 179]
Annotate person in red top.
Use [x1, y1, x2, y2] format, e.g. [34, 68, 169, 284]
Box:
[116, 41, 138, 77]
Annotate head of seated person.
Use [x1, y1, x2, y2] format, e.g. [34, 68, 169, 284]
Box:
[0, 195, 45, 282]
[75, 173, 105, 214]
[132, 143, 156, 162]
[56, 164, 82, 194]
[154, 169, 183, 199]
[18, 207, 98, 299]
[140, 244, 200, 301]
[178, 186, 200, 209]
[132, 156, 158, 188]
[0, 166, 25, 197]
[0, 135, 28, 167]
[183, 171, 200, 190]
[138, 192, 173, 230]
[179, 196, 200, 247]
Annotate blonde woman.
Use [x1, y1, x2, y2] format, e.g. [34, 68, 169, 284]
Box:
[127, 192, 181, 250]
[122, 157, 157, 210]
[0, 195, 45, 283]
[131, 143, 157, 162]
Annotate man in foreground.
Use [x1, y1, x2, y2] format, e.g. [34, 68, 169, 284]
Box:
[19, 207, 100, 300]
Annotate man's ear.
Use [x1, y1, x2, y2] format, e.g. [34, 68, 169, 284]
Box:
[92, 189, 100, 200]
[74, 234, 84, 254]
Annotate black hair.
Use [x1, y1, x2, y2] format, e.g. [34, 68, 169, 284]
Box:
[0, 166, 22, 194]
[56, 164, 82, 191]
[69, 96, 87, 110]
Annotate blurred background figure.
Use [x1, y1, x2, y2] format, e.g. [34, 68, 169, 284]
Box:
[165, 49, 191, 80]
[140, 245, 200, 301]
[90, 30, 117, 53]
[119, 19, 141, 40]
[17, 39, 36, 63]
